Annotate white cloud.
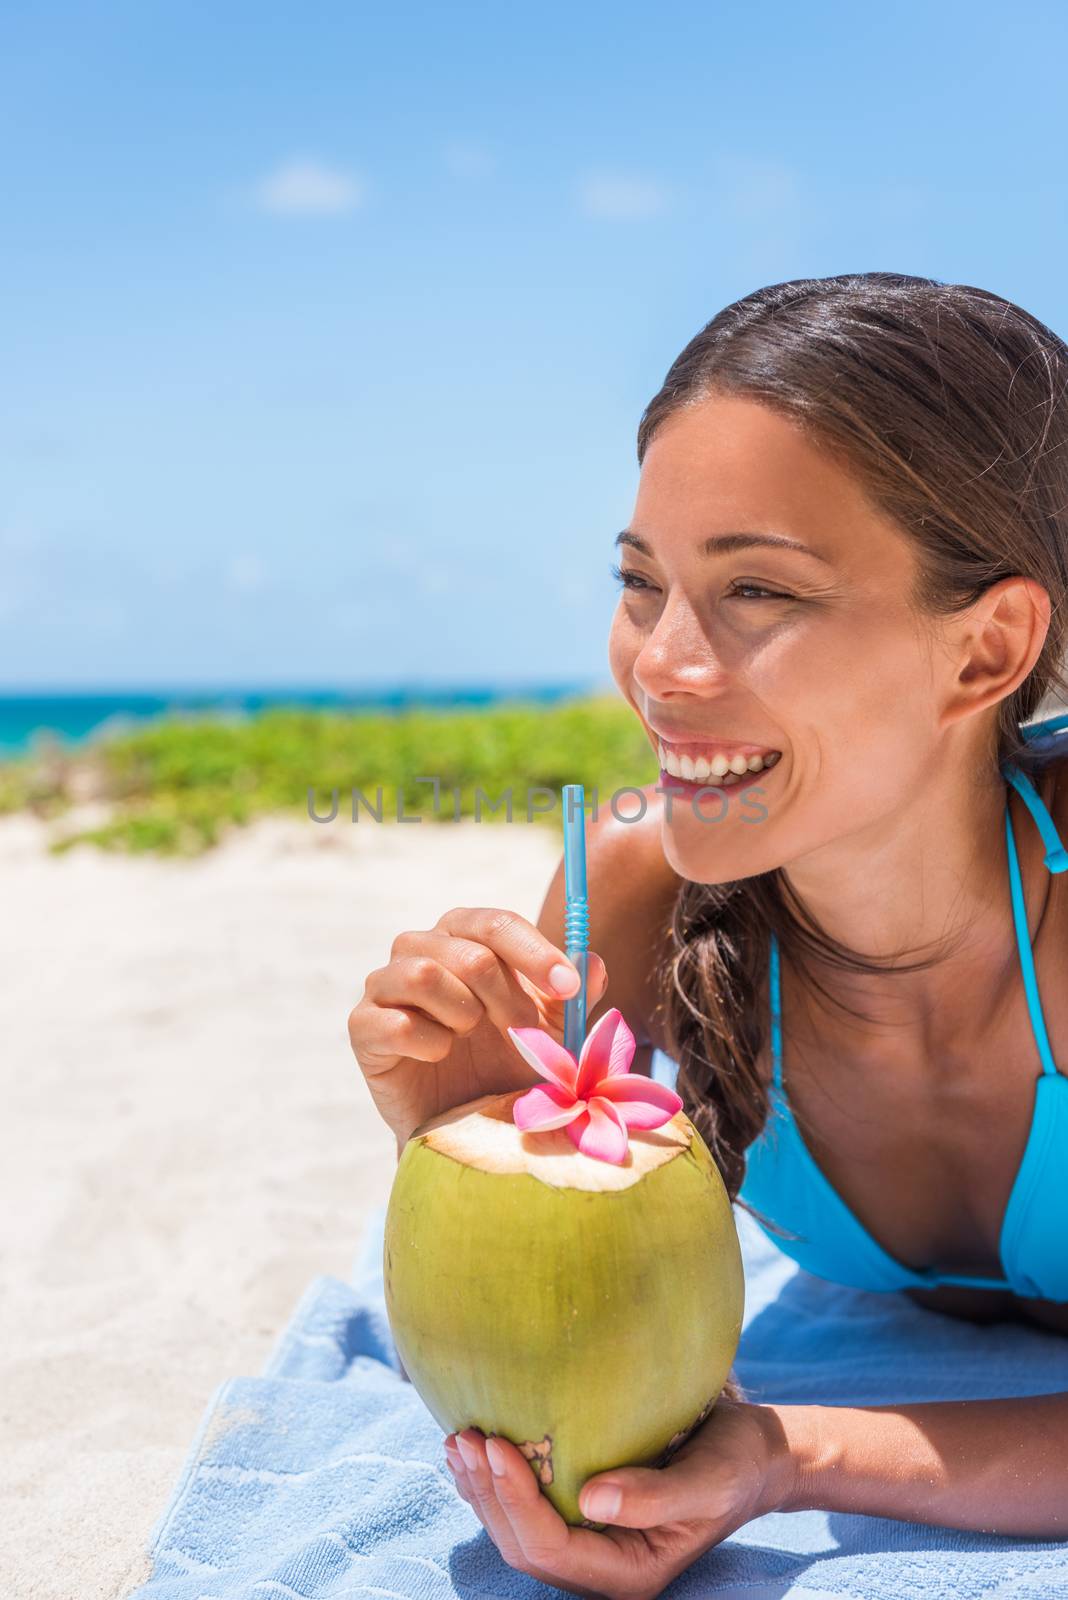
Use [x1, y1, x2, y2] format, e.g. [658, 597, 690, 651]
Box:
[443, 140, 497, 180]
[252, 159, 366, 217]
[576, 172, 668, 221]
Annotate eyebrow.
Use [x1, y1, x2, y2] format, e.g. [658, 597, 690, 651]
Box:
[615, 529, 833, 566]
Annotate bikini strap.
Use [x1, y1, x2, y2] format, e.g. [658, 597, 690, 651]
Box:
[1001, 761, 1068, 875]
[1003, 786, 1060, 1078]
[1020, 710, 1068, 746]
[768, 931, 784, 1090]
[767, 760, 1065, 1087]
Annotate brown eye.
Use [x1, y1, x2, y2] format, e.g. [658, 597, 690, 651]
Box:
[727, 582, 793, 601]
[610, 563, 658, 593]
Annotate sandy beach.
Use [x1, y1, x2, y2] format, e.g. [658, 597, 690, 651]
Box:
[0, 815, 561, 1600]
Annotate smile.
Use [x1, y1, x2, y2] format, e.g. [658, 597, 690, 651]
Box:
[656, 739, 782, 784]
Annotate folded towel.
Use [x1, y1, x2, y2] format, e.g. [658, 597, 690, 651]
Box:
[133, 1128, 1068, 1597]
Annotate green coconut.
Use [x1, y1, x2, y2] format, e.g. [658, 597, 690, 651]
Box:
[383, 1086, 745, 1527]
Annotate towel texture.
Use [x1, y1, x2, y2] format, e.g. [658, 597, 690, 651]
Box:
[133, 1147, 1068, 1597]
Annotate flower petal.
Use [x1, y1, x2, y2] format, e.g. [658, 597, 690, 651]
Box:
[592, 1075, 683, 1128]
[564, 1107, 590, 1150]
[565, 1095, 629, 1164]
[507, 1027, 578, 1094]
[576, 1009, 636, 1097]
[512, 1083, 584, 1133]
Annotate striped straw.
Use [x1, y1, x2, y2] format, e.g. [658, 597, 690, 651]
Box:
[561, 783, 589, 1060]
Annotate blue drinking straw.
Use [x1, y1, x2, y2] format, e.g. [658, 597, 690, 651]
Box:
[561, 783, 589, 1060]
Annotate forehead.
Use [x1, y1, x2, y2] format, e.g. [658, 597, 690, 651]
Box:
[634, 392, 906, 565]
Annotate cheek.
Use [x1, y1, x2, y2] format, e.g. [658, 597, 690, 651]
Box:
[607, 608, 637, 693]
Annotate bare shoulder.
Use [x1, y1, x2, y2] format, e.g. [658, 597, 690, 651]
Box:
[535, 787, 682, 1054]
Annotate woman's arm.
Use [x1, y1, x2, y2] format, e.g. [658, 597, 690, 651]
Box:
[764, 1391, 1068, 1537]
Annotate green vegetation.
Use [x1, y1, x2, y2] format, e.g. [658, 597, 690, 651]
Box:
[0, 696, 656, 855]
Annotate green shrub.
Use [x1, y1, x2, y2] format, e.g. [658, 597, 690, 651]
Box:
[6, 694, 657, 855]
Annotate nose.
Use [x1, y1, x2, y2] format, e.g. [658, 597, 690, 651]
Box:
[631, 592, 727, 702]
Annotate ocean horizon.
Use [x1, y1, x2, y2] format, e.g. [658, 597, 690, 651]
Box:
[0, 683, 605, 756]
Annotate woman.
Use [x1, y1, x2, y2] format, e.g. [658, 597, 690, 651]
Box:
[349, 273, 1068, 1598]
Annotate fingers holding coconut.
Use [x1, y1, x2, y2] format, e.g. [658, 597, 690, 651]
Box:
[578, 1454, 715, 1530]
[457, 1432, 613, 1599]
[481, 1435, 584, 1570]
[449, 1430, 530, 1570]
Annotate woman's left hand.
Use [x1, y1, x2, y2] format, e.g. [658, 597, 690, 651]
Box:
[443, 1396, 794, 1600]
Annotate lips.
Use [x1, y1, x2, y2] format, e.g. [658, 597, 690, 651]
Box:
[636, 701, 783, 789]
[651, 733, 780, 760]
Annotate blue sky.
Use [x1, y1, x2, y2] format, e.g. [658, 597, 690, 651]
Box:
[4, 0, 1068, 690]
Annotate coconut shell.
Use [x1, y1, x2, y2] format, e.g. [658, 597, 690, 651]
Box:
[384, 1087, 745, 1526]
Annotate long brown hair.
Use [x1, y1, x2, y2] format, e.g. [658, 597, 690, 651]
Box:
[641, 273, 1068, 1231]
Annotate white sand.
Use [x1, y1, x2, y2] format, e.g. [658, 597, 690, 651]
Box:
[0, 814, 560, 1600]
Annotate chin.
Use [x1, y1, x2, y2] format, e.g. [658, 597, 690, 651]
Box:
[660, 822, 738, 885]
[660, 809, 778, 886]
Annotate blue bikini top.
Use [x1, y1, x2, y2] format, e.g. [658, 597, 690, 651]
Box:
[737, 714, 1068, 1303]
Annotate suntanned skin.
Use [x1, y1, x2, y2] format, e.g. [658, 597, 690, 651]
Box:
[539, 391, 1068, 1539]
[602, 394, 1068, 1352]
[538, 776, 1068, 1338]
[353, 389, 1068, 1541]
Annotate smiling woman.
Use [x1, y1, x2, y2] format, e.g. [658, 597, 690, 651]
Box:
[353, 274, 1068, 1579]
[601, 282, 1068, 1322]
[582, 273, 1068, 1551]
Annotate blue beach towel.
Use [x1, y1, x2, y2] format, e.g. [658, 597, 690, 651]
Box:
[133, 1134, 1068, 1598]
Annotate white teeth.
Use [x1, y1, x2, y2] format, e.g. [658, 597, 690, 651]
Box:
[656, 738, 781, 781]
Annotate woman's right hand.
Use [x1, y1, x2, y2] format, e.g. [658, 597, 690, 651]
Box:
[348, 906, 608, 1153]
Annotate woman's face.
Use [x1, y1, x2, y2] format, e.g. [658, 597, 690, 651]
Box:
[608, 392, 945, 883]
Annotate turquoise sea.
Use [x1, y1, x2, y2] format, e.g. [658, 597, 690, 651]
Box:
[0, 685, 597, 756]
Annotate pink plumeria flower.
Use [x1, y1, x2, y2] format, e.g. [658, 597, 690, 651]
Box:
[506, 1008, 684, 1165]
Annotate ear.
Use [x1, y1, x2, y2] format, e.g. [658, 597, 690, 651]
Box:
[938, 574, 1051, 731]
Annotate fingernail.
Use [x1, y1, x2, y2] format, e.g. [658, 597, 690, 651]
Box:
[549, 963, 579, 996]
[456, 1435, 480, 1470]
[581, 1484, 621, 1520]
[485, 1437, 507, 1477]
